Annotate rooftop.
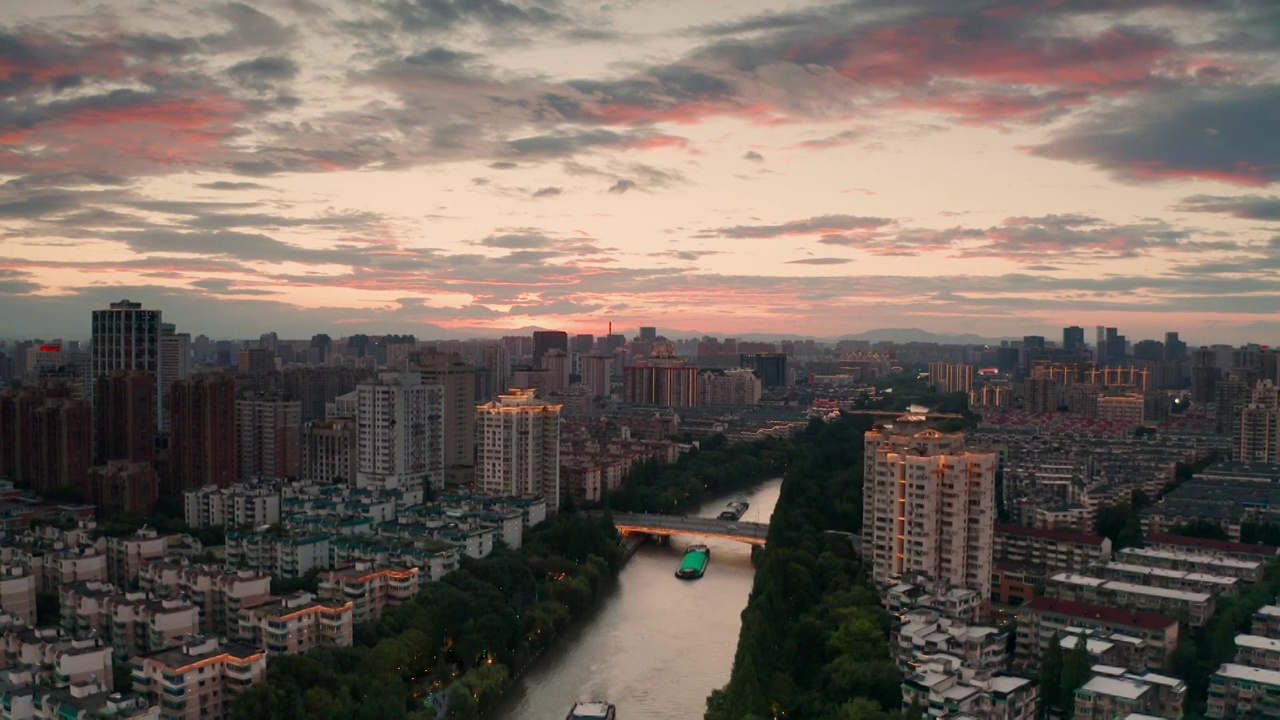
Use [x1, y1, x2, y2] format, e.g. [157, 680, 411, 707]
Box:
[1022, 596, 1176, 632]
[1214, 663, 1280, 685]
[1146, 532, 1279, 558]
[995, 523, 1107, 545]
[1079, 675, 1150, 700]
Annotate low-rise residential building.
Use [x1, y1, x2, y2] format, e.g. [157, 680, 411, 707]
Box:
[101, 594, 201, 658]
[1099, 562, 1241, 596]
[0, 670, 157, 720]
[138, 562, 272, 636]
[1060, 628, 1148, 671]
[41, 546, 108, 593]
[901, 657, 1038, 720]
[183, 485, 281, 530]
[994, 524, 1112, 573]
[1235, 634, 1280, 671]
[886, 580, 983, 623]
[106, 528, 166, 587]
[991, 562, 1046, 607]
[223, 530, 330, 579]
[1046, 572, 1217, 626]
[891, 608, 1008, 673]
[0, 565, 36, 625]
[1016, 596, 1179, 671]
[1116, 546, 1264, 583]
[1073, 665, 1185, 720]
[131, 635, 266, 720]
[317, 564, 419, 625]
[1206, 663, 1280, 719]
[1144, 532, 1279, 564]
[236, 591, 353, 653]
[1252, 605, 1280, 637]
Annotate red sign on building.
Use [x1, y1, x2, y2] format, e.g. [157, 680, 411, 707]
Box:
[39, 345, 60, 352]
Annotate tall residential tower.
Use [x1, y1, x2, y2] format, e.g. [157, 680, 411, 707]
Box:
[863, 416, 996, 606]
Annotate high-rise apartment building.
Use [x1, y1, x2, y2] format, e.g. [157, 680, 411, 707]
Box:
[1164, 332, 1188, 361]
[740, 353, 788, 388]
[1238, 381, 1280, 463]
[158, 323, 191, 432]
[238, 347, 275, 375]
[572, 334, 595, 354]
[409, 350, 478, 473]
[301, 419, 358, 484]
[235, 393, 301, 480]
[863, 417, 996, 605]
[639, 327, 657, 343]
[355, 372, 444, 492]
[33, 397, 92, 496]
[93, 370, 155, 466]
[282, 365, 360, 423]
[475, 388, 562, 510]
[580, 355, 613, 399]
[0, 383, 73, 485]
[532, 331, 568, 369]
[169, 373, 237, 493]
[90, 299, 163, 423]
[623, 363, 699, 407]
[542, 350, 571, 393]
[1063, 326, 1085, 353]
[928, 362, 973, 395]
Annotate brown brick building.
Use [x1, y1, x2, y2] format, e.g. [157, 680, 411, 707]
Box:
[169, 373, 237, 493]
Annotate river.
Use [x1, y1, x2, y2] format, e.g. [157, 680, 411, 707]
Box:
[492, 478, 784, 720]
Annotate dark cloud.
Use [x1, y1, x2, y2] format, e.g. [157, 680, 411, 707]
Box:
[710, 215, 894, 239]
[1031, 85, 1280, 186]
[490, 162, 518, 169]
[205, 3, 292, 50]
[477, 233, 552, 249]
[607, 179, 636, 194]
[743, 151, 764, 162]
[1177, 195, 1280, 221]
[190, 278, 280, 296]
[786, 257, 853, 265]
[386, 0, 563, 31]
[227, 56, 300, 89]
[532, 186, 562, 197]
[197, 182, 270, 191]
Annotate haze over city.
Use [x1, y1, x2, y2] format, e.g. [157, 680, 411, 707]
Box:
[1, 0, 1278, 342]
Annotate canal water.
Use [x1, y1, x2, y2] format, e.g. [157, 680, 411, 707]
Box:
[492, 478, 783, 720]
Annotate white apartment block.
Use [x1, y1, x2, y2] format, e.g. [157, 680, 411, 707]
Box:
[0, 566, 37, 625]
[863, 418, 996, 605]
[183, 485, 281, 529]
[106, 528, 167, 587]
[131, 635, 266, 720]
[1096, 394, 1146, 426]
[318, 564, 419, 625]
[475, 388, 562, 510]
[355, 372, 445, 492]
[1047, 572, 1217, 627]
[235, 591, 353, 653]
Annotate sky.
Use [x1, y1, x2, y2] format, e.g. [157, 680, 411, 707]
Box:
[1, 0, 1278, 344]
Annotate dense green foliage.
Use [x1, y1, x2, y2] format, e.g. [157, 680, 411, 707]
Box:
[1172, 557, 1280, 719]
[1093, 493, 1148, 551]
[704, 416, 912, 720]
[605, 433, 790, 514]
[1241, 522, 1280, 546]
[230, 513, 623, 720]
[92, 498, 226, 549]
[1168, 519, 1230, 541]
[1039, 633, 1064, 711]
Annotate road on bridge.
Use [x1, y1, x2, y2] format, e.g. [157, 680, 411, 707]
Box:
[610, 512, 770, 545]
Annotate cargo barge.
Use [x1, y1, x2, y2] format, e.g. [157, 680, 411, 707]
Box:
[718, 501, 749, 521]
[675, 544, 710, 579]
[567, 701, 617, 719]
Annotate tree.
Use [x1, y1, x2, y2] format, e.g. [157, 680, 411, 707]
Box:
[1062, 637, 1093, 714]
[1039, 632, 1064, 713]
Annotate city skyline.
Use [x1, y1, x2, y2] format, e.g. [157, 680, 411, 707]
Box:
[1, 0, 1278, 342]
